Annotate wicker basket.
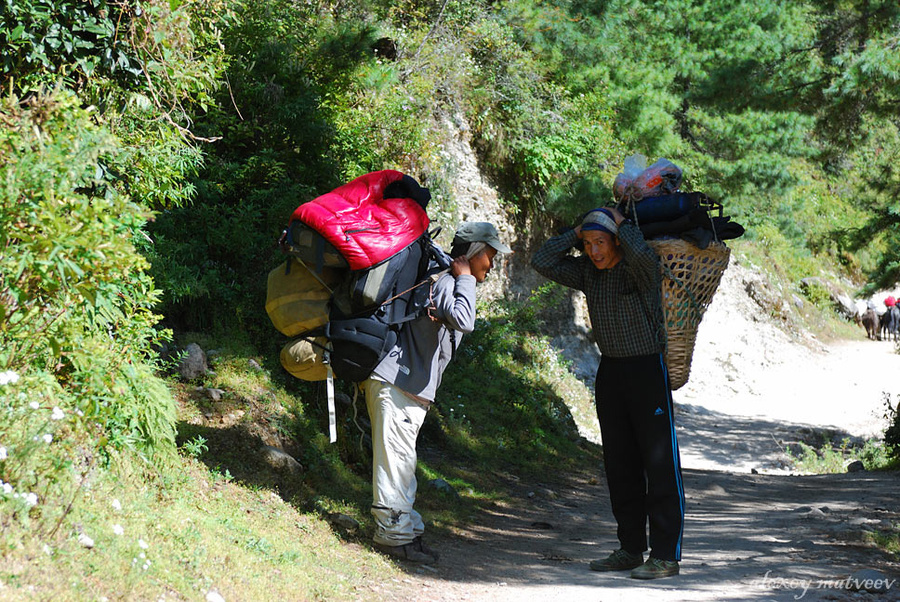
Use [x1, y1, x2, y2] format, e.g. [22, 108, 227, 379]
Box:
[648, 238, 731, 390]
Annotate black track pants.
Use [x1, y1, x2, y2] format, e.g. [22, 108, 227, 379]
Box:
[596, 353, 685, 561]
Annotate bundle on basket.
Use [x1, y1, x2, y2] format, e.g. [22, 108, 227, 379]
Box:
[614, 154, 744, 390]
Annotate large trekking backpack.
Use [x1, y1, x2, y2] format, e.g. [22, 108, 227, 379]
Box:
[266, 170, 449, 383]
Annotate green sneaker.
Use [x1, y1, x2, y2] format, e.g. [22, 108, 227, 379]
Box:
[589, 549, 644, 572]
[631, 557, 680, 580]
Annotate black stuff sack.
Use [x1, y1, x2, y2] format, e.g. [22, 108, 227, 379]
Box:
[324, 317, 399, 383]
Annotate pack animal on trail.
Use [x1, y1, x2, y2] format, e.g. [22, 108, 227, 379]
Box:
[881, 305, 900, 342]
[861, 308, 880, 340]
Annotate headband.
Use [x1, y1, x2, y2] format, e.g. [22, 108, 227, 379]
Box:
[581, 208, 618, 236]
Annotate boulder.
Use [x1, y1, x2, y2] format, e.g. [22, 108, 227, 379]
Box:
[179, 343, 208, 380]
[845, 459, 865, 473]
[260, 446, 303, 475]
[428, 478, 460, 500]
[744, 279, 788, 321]
[204, 388, 226, 402]
[327, 513, 361, 531]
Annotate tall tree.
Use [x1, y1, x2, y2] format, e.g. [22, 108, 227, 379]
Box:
[811, 0, 900, 286]
[507, 0, 900, 284]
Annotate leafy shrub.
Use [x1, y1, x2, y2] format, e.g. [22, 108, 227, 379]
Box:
[464, 13, 623, 212]
[0, 91, 176, 463]
[2, 0, 230, 212]
[884, 393, 900, 463]
[429, 285, 592, 474]
[0, 0, 144, 90]
[787, 433, 893, 474]
[0, 371, 94, 539]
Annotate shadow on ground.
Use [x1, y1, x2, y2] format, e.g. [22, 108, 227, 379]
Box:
[675, 403, 866, 474]
[389, 412, 900, 602]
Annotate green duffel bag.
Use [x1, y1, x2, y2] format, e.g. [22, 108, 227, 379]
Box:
[265, 258, 342, 337]
[280, 337, 329, 381]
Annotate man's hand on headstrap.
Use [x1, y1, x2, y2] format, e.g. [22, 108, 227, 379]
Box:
[451, 255, 472, 277]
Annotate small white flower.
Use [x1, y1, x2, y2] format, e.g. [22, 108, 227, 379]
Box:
[23, 492, 38, 507]
[206, 591, 226, 602]
[0, 446, 7, 460]
[2, 482, 12, 494]
[29, 401, 40, 410]
[139, 552, 146, 559]
[138, 539, 149, 549]
[42, 433, 53, 444]
[43, 544, 52, 555]
[75, 409, 84, 417]
[77, 532, 95, 549]
[111, 499, 122, 511]
[112, 524, 124, 536]
[51, 406, 64, 420]
[0, 371, 19, 385]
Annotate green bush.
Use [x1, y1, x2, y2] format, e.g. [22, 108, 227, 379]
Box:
[788, 436, 893, 474]
[0, 0, 143, 91]
[884, 393, 900, 463]
[430, 284, 591, 474]
[0, 371, 94, 541]
[463, 13, 623, 212]
[0, 91, 176, 464]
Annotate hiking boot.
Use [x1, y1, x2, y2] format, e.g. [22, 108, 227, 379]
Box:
[413, 536, 440, 561]
[374, 541, 436, 564]
[589, 549, 644, 572]
[631, 557, 680, 580]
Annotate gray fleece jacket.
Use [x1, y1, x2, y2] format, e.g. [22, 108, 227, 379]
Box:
[371, 272, 476, 403]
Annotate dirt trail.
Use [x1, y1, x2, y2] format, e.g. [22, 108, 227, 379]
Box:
[384, 262, 900, 601]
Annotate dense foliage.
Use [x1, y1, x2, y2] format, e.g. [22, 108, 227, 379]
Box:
[506, 0, 900, 276]
[2, 0, 899, 541]
[0, 0, 229, 515]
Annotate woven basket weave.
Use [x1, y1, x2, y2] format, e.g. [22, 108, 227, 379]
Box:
[648, 239, 731, 390]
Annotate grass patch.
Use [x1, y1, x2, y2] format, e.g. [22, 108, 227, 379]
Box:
[0, 452, 401, 601]
[787, 436, 897, 474]
[0, 289, 604, 598]
[736, 238, 866, 343]
[868, 528, 900, 560]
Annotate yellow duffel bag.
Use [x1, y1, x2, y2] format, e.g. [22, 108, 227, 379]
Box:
[265, 258, 343, 337]
[280, 337, 329, 381]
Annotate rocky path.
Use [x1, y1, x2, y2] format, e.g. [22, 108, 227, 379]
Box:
[675, 337, 900, 475]
[389, 468, 899, 601]
[385, 263, 900, 601]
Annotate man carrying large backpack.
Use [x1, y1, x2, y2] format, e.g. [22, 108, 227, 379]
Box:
[365, 222, 511, 563]
[531, 207, 684, 580]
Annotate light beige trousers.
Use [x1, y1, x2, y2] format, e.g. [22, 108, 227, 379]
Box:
[363, 378, 428, 546]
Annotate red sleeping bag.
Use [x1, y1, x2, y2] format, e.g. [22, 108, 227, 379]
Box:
[289, 170, 430, 271]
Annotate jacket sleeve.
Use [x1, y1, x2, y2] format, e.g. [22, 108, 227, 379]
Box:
[617, 222, 661, 293]
[430, 274, 476, 333]
[530, 229, 586, 291]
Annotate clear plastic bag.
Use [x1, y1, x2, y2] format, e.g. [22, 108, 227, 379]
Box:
[613, 154, 683, 202]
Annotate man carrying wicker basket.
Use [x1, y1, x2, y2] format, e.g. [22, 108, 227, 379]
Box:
[531, 206, 684, 580]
